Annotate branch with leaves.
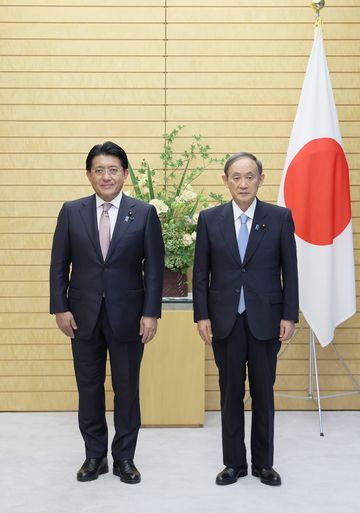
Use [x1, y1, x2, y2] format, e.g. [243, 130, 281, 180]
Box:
[127, 125, 228, 273]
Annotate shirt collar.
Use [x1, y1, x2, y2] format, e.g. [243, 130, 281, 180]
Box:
[232, 198, 257, 221]
[96, 191, 122, 209]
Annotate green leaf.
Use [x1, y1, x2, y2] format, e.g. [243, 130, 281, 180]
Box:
[147, 163, 155, 200]
[128, 161, 142, 197]
[175, 157, 190, 197]
[189, 194, 201, 218]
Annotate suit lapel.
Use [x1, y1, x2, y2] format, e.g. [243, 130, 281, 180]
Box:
[219, 202, 241, 266]
[105, 194, 135, 262]
[79, 195, 103, 261]
[243, 199, 267, 265]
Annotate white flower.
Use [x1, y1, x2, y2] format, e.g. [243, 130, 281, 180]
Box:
[137, 177, 149, 193]
[182, 233, 193, 246]
[149, 199, 169, 214]
[184, 212, 199, 226]
[175, 186, 197, 203]
[191, 231, 196, 241]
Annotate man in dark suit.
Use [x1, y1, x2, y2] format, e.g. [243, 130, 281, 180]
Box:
[50, 141, 164, 483]
[193, 152, 298, 487]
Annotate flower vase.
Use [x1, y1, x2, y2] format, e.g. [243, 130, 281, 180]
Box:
[162, 269, 188, 297]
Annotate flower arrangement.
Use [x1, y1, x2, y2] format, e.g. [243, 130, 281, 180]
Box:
[127, 125, 227, 274]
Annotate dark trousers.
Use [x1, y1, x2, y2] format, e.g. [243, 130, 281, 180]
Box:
[212, 313, 281, 469]
[71, 301, 144, 461]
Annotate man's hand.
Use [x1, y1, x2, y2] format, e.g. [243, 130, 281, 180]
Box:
[139, 316, 157, 344]
[279, 319, 295, 342]
[55, 311, 77, 338]
[197, 319, 213, 345]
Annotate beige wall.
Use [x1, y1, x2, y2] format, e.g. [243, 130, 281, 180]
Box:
[1, 1, 359, 411]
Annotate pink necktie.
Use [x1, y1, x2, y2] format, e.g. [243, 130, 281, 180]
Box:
[99, 203, 112, 260]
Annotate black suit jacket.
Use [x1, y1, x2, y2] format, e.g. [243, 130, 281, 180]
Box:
[50, 193, 164, 341]
[193, 199, 299, 340]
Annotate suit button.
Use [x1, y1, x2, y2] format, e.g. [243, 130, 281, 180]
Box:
[241, 268, 246, 273]
[235, 288, 240, 293]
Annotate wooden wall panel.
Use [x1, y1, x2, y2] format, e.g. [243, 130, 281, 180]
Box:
[0, 1, 359, 412]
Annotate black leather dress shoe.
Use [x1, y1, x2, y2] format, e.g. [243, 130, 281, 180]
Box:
[215, 465, 248, 486]
[77, 457, 108, 482]
[252, 464, 281, 486]
[113, 459, 141, 484]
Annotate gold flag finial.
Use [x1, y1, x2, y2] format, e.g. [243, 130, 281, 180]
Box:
[311, 1, 325, 28]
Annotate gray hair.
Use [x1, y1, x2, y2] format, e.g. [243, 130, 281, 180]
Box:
[224, 152, 263, 176]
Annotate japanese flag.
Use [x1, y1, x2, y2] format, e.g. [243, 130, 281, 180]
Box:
[278, 28, 356, 347]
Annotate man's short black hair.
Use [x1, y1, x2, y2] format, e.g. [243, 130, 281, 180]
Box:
[86, 141, 128, 171]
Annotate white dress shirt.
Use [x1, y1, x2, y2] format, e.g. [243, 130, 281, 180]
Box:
[95, 192, 122, 238]
[232, 198, 257, 238]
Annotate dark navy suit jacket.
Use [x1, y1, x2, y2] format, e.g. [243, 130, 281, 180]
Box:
[50, 193, 164, 341]
[193, 199, 299, 340]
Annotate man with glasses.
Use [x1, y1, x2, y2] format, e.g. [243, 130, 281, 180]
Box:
[50, 141, 164, 484]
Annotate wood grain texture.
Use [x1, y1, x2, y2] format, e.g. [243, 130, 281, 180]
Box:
[0, 1, 359, 413]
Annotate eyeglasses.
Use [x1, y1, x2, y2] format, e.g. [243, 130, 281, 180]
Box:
[92, 167, 123, 176]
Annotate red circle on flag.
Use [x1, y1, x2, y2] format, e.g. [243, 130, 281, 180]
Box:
[284, 138, 351, 245]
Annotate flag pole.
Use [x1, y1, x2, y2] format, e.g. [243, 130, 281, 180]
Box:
[309, 329, 324, 436]
[274, 326, 325, 436]
[307, 4, 325, 436]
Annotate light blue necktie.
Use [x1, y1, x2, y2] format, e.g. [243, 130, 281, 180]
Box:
[237, 213, 249, 314]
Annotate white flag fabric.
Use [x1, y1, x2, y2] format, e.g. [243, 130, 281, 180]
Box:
[278, 27, 356, 347]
